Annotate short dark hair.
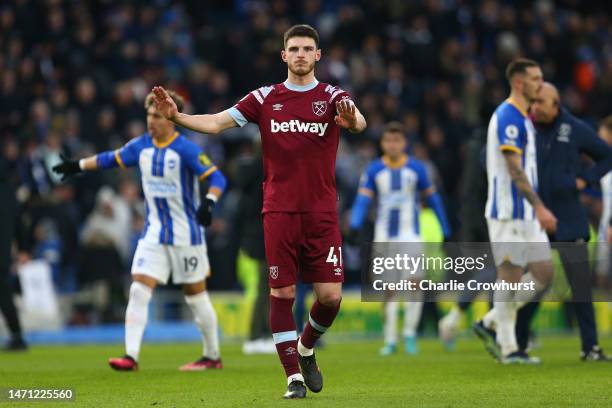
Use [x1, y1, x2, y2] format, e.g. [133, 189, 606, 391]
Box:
[600, 115, 612, 133]
[283, 24, 319, 48]
[144, 89, 184, 113]
[505, 58, 540, 82]
[382, 121, 406, 138]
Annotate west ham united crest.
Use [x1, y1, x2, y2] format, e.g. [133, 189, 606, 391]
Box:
[312, 100, 327, 116]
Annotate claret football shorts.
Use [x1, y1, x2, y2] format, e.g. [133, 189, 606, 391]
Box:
[263, 212, 344, 288]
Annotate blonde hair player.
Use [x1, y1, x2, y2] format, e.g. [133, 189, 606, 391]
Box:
[53, 90, 227, 372]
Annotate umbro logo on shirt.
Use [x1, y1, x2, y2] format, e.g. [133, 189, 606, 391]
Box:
[272, 103, 283, 111]
[270, 119, 328, 136]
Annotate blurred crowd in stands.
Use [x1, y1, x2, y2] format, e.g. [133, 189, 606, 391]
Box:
[1, 0, 610, 322]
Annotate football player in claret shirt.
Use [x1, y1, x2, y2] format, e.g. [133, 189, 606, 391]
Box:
[152, 24, 367, 399]
[53, 91, 227, 372]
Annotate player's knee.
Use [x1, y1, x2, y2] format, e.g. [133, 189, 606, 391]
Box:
[318, 292, 342, 307]
[530, 262, 554, 286]
[270, 285, 295, 299]
[129, 281, 153, 303]
[133, 274, 158, 290]
[183, 280, 206, 295]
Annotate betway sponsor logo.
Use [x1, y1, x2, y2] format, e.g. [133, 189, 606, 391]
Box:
[270, 119, 328, 136]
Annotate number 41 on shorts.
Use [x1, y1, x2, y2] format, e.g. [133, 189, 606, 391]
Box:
[326, 246, 343, 275]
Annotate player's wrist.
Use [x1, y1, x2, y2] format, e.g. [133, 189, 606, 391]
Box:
[169, 111, 181, 122]
[348, 119, 362, 133]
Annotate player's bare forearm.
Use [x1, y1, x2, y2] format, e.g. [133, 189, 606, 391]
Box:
[207, 186, 223, 200]
[152, 86, 236, 134]
[81, 156, 98, 171]
[421, 186, 436, 198]
[503, 150, 542, 207]
[172, 111, 237, 135]
[349, 111, 367, 133]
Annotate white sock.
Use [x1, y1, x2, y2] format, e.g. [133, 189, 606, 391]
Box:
[514, 272, 547, 309]
[493, 289, 518, 356]
[297, 338, 313, 357]
[482, 307, 496, 329]
[185, 291, 220, 360]
[383, 301, 399, 345]
[482, 279, 505, 329]
[288, 373, 305, 384]
[445, 307, 462, 327]
[125, 282, 153, 361]
[402, 291, 423, 338]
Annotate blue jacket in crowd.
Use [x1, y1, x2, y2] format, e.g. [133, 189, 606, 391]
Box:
[536, 108, 612, 241]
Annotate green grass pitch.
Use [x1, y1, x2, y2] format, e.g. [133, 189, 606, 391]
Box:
[1, 336, 611, 407]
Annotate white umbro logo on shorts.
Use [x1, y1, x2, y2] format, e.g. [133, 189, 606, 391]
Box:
[272, 103, 283, 111]
[269, 266, 279, 279]
[334, 267, 342, 275]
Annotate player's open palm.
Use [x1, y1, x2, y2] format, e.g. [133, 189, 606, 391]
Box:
[152, 86, 178, 120]
[334, 99, 356, 130]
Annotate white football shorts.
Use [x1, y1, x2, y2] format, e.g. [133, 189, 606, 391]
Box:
[486, 219, 551, 267]
[131, 240, 210, 284]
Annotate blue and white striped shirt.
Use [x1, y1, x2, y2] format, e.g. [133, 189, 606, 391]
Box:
[357, 156, 431, 241]
[99, 132, 223, 246]
[485, 100, 538, 221]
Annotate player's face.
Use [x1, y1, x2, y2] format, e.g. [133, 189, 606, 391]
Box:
[282, 37, 321, 77]
[520, 66, 543, 102]
[146, 105, 174, 139]
[381, 132, 407, 159]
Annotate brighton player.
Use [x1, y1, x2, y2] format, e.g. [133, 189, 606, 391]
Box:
[598, 116, 612, 278]
[349, 122, 450, 356]
[53, 91, 226, 371]
[151, 24, 366, 399]
[475, 58, 556, 364]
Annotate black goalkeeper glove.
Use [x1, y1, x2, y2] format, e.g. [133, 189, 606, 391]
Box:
[196, 198, 216, 227]
[52, 154, 82, 181]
